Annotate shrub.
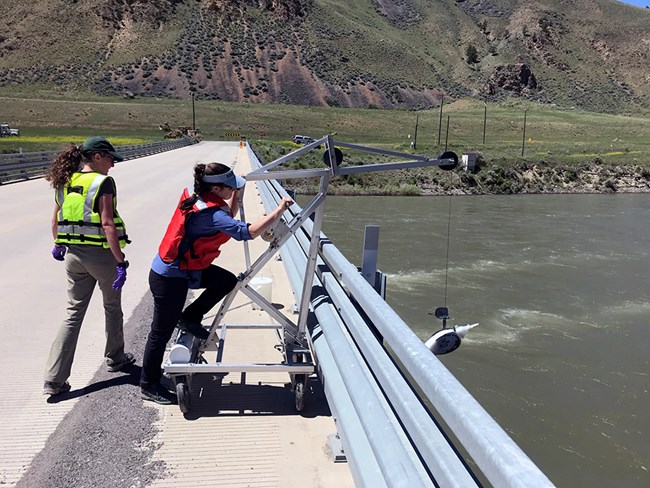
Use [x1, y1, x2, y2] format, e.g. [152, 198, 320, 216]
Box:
[604, 179, 618, 192]
[465, 44, 479, 64]
[397, 184, 421, 196]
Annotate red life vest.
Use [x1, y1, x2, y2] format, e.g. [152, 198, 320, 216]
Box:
[158, 188, 232, 270]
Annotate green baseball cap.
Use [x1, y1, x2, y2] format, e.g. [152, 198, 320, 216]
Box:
[81, 136, 124, 162]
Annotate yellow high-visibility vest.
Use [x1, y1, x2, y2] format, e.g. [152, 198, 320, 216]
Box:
[55, 172, 129, 248]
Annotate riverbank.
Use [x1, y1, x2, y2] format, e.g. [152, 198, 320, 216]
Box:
[299, 160, 650, 196]
[252, 142, 650, 196]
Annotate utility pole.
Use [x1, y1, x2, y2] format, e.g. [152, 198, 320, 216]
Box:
[521, 109, 527, 157]
[445, 116, 450, 151]
[483, 102, 487, 145]
[413, 114, 419, 150]
[437, 98, 444, 146]
[191, 92, 196, 131]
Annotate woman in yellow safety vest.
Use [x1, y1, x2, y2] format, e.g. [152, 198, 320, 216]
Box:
[43, 136, 135, 396]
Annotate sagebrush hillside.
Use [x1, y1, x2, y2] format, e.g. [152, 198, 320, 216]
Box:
[0, 0, 649, 112]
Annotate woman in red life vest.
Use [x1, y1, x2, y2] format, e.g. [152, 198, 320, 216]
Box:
[140, 162, 293, 404]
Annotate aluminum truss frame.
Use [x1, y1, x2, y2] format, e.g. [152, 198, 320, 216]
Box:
[163, 135, 458, 414]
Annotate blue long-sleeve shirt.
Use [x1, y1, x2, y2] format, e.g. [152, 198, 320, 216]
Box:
[151, 207, 252, 288]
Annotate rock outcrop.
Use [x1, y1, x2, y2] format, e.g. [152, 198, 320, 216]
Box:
[483, 63, 538, 95]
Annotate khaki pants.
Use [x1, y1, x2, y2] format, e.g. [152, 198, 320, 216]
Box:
[45, 245, 125, 384]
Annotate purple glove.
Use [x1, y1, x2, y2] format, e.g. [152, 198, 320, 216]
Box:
[52, 244, 66, 261]
[112, 265, 127, 290]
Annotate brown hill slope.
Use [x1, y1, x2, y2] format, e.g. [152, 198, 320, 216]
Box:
[0, 0, 648, 112]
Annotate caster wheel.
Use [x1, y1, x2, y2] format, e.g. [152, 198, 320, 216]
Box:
[176, 381, 191, 414]
[294, 377, 306, 412]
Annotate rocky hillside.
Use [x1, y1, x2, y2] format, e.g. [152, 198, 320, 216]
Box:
[0, 0, 649, 112]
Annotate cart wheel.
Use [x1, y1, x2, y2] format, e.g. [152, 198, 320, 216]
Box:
[176, 381, 191, 414]
[294, 376, 306, 412]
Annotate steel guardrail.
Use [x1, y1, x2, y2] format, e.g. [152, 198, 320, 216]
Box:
[0, 137, 198, 185]
[246, 142, 555, 488]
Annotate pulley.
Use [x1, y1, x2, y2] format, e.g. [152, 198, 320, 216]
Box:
[438, 151, 459, 171]
[323, 147, 343, 167]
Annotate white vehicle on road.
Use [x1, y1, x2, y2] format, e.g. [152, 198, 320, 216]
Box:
[0, 123, 19, 136]
[292, 134, 315, 145]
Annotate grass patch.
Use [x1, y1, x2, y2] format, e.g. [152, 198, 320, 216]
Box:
[0, 129, 154, 153]
[0, 94, 648, 166]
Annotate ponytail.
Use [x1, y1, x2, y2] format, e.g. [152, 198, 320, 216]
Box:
[179, 162, 232, 210]
[45, 144, 85, 189]
[179, 163, 207, 210]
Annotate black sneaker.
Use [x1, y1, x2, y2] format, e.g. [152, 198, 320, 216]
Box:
[43, 381, 71, 396]
[141, 384, 178, 405]
[107, 352, 136, 372]
[178, 319, 210, 340]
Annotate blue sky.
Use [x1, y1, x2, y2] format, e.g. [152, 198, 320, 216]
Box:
[617, 0, 649, 7]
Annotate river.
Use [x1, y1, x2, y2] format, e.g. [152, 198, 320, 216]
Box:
[302, 193, 650, 488]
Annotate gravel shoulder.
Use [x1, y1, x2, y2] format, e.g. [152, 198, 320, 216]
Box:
[17, 294, 167, 488]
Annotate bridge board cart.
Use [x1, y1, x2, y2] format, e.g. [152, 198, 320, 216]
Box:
[163, 135, 459, 414]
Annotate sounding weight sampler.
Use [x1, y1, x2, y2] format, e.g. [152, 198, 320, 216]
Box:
[163, 135, 459, 414]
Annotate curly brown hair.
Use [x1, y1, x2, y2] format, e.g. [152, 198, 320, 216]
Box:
[179, 162, 231, 210]
[44, 144, 94, 189]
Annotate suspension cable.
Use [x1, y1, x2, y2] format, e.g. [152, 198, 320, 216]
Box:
[443, 192, 452, 307]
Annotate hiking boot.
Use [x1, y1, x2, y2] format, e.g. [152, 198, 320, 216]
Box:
[107, 352, 136, 372]
[141, 384, 178, 405]
[43, 381, 71, 396]
[178, 319, 210, 340]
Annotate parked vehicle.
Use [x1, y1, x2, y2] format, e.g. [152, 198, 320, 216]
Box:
[292, 134, 315, 145]
[0, 123, 19, 137]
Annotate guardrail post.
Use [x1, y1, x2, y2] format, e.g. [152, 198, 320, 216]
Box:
[361, 225, 380, 289]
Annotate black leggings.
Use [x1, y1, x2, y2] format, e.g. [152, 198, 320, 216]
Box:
[140, 265, 238, 388]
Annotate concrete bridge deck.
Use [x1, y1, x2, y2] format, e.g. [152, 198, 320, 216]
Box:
[0, 141, 353, 487]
